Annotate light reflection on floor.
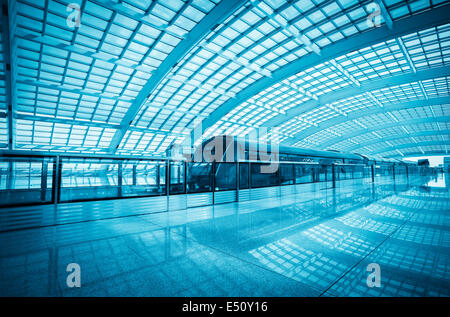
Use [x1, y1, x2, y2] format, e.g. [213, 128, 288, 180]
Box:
[0, 175, 448, 297]
[426, 174, 447, 188]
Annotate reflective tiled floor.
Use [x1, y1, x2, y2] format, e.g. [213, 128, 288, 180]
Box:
[0, 176, 449, 296]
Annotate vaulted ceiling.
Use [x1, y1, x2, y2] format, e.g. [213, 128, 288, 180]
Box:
[1, 0, 449, 159]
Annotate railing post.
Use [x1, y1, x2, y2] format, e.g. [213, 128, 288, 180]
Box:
[406, 165, 409, 185]
[166, 159, 170, 212]
[156, 161, 160, 192]
[248, 162, 251, 189]
[184, 161, 187, 194]
[7, 160, 13, 190]
[41, 160, 48, 202]
[132, 164, 137, 186]
[165, 159, 169, 196]
[212, 161, 215, 205]
[53, 156, 61, 204]
[293, 163, 296, 185]
[371, 165, 375, 184]
[236, 162, 239, 202]
[332, 163, 336, 189]
[118, 161, 123, 197]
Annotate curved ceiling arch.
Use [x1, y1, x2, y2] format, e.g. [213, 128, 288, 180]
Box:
[372, 140, 449, 155]
[347, 130, 450, 152]
[6, 0, 450, 160]
[391, 150, 448, 159]
[288, 96, 450, 143]
[196, 3, 450, 140]
[318, 116, 450, 149]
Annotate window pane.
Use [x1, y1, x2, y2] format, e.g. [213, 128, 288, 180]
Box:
[251, 163, 278, 188]
[170, 161, 185, 194]
[187, 162, 212, 193]
[215, 163, 236, 191]
[239, 163, 249, 189]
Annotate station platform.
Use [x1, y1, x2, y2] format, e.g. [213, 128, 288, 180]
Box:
[0, 175, 448, 297]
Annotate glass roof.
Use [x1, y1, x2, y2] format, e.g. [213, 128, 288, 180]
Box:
[2, 0, 449, 159]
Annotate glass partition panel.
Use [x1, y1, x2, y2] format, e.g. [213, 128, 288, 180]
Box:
[375, 164, 391, 177]
[239, 163, 249, 189]
[345, 165, 353, 179]
[280, 163, 294, 185]
[187, 162, 212, 193]
[215, 163, 237, 191]
[318, 165, 328, 182]
[169, 161, 185, 194]
[122, 160, 166, 197]
[0, 157, 54, 206]
[60, 159, 119, 202]
[354, 165, 364, 179]
[251, 163, 278, 188]
[337, 165, 348, 180]
[364, 166, 371, 179]
[295, 165, 314, 184]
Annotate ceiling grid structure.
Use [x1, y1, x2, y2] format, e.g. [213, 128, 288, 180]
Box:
[1, 0, 449, 159]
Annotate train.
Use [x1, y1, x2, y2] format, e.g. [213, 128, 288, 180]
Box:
[0, 135, 438, 208]
[186, 135, 434, 192]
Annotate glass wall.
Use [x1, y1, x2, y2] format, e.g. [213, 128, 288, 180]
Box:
[280, 164, 294, 185]
[251, 163, 278, 188]
[318, 165, 328, 182]
[0, 157, 54, 206]
[187, 162, 212, 193]
[295, 164, 314, 184]
[169, 161, 185, 194]
[0, 154, 432, 208]
[122, 160, 166, 197]
[336, 165, 356, 180]
[239, 163, 249, 189]
[364, 166, 372, 179]
[60, 159, 119, 202]
[354, 165, 364, 179]
[215, 163, 237, 191]
[375, 164, 392, 177]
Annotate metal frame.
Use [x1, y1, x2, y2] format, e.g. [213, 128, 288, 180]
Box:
[290, 96, 450, 142]
[0, 150, 436, 211]
[108, 0, 247, 153]
[346, 130, 450, 152]
[318, 116, 450, 149]
[195, 4, 450, 143]
[372, 140, 450, 156]
[4, 1, 449, 161]
[2, 0, 16, 150]
[392, 150, 449, 158]
[270, 65, 450, 138]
